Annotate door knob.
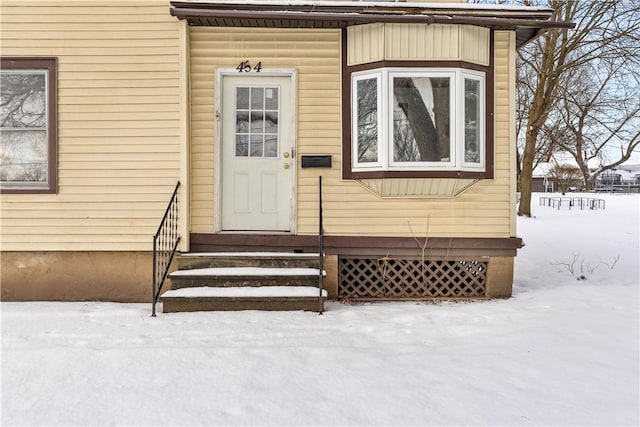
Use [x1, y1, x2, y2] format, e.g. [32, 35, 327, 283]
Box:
[283, 152, 290, 158]
[283, 163, 290, 170]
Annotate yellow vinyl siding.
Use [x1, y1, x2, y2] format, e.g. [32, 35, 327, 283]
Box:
[348, 23, 385, 66]
[347, 24, 490, 66]
[190, 27, 514, 239]
[0, 0, 181, 251]
[311, 32, 509, 238]
[189, 28, 342, 231]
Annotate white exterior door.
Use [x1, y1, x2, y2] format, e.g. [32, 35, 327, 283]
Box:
[221, 75, 294, 231]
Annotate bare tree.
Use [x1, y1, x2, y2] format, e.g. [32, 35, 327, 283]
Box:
[544, 55, 640, 189]
[517, 0, 639, 216]
[547, 163, 582, 194]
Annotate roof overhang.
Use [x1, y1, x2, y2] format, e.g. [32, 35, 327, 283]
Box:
[170, 0, 574, 48]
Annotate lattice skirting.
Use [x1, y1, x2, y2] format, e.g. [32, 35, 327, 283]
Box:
[339, 257, 488, 299]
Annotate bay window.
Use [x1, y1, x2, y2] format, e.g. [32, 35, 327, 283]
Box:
[351, 67, 485, 174]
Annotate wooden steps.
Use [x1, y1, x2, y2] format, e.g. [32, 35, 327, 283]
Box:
[161, 253, 326, 313]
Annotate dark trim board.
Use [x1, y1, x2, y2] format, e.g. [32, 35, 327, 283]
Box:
[190, 233, 524, 257]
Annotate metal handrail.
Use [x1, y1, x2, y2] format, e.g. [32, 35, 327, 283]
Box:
[152, 181, 181, 317]
[318, 176, 324, 315]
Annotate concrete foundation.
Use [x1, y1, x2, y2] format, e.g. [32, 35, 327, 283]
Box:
[1, 251, 154, 302]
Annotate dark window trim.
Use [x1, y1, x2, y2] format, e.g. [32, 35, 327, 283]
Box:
[341, 29, 495, 180]
[0, 57, 58, 194]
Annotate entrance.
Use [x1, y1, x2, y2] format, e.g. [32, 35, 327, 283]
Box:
[220, 74, 294, 231]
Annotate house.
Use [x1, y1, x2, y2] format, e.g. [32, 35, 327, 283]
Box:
[531, 151, 600, 193]
[532, 162, 555, 193]
[1, 0, 571, 305]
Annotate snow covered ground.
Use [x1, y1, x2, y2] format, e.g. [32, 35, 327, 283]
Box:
[2, 193, 638, 426]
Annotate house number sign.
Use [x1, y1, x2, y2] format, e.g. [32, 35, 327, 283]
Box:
[236, 60, 262, 73]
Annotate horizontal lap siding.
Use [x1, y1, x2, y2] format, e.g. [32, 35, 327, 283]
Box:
[301, 32, 513, 238]
[189, 28, 342, 232]
[0, 1, 181, 251]
[190, 28, 514, 239]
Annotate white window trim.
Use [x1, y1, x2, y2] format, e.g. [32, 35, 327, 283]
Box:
[461, 70, 485, 171]
[351, 67, 486, 173]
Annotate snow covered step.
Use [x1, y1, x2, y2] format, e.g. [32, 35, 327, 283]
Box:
[168, 267, 324, 289]
[177, 252, 320, 270]
[161, 286, 327, 313]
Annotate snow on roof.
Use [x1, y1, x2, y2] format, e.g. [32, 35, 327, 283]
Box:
[532, 162, 553, 178]
[173, 0, 554, 14]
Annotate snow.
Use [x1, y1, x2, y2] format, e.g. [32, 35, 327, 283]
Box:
[162, 286, 327, 298]
[2, 193, 638, 426]
[181, 252, 319, 257]
[174, 0, 553, 14]
[169, 267, 322, 277]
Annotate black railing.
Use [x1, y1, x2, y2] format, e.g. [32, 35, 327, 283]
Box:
[318, 176, 324, 315]
[152, 181, 181, 317]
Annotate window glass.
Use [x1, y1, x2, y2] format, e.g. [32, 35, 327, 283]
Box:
[0, 71, 48, 185]
[393, 76, 450, 163]
[356, 77, 378, 163]
[235, 86, 279, 158]
[464, 77, 481, 164]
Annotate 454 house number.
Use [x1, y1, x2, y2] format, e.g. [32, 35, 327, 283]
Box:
[236, 60, 262, 73]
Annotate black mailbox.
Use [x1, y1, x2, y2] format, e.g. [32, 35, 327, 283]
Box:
[301, 155, 332, 168]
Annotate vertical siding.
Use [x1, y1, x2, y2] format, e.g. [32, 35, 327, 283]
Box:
[347, 24, 384, 66]
[386, 24, 459, 62]
[0, 1, 181, 250]
[349, 23, 489, 66]
[461, 25, 490, 66]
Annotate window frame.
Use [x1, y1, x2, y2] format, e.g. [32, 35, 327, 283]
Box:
[1, 57, 57, 194]
[351, 67, 486, 173]
[461, 70, 485, 171]
[352, 71, 383, 169]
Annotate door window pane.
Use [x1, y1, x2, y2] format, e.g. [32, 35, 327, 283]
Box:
[236, 135, 248, 156]
[250, 88, 264, 109]
[236, 111, 249, 133]
[265, 88, 278, 110]
[236, 87, 250, 110]
[265, 135, 278, 157]
[264, 111, 278, 134]
[250, 135, 264, 157]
